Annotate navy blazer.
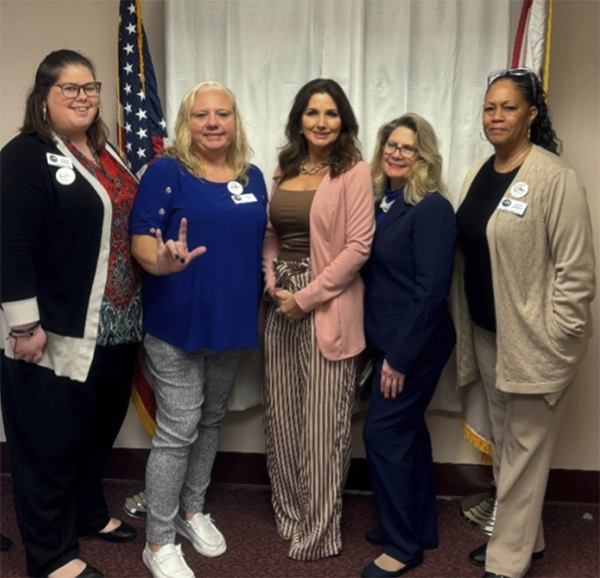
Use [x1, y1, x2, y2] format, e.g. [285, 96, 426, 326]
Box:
[362, 192, 457, 373]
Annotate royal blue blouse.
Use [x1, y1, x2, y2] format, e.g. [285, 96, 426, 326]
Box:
[130, 157, 268, 352]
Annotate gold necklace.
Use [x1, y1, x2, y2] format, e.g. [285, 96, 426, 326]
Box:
[495, 144, 531, 173]
[299, 157, 328, 175]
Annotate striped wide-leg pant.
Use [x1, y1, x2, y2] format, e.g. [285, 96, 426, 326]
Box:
[264, 258, 357, 560]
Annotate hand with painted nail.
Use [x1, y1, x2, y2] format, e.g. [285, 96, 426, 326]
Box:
[266, 286, 282, 305]
[154, 217, 207, 275]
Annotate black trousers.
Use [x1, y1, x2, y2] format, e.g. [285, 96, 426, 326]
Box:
[363, 347, 453, 565]
[1, 343, 137, 577]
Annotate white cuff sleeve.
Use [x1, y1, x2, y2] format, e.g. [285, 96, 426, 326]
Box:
[2, 298, 40, 327]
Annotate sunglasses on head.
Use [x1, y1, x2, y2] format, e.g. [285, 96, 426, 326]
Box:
[487, 67, 537, 100]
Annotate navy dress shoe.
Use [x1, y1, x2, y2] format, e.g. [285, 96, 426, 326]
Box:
[95, 520, 137, 543]
[365, 527, 388, 546]
[360, 557, 423, 577]
[469, 543, 545, 567]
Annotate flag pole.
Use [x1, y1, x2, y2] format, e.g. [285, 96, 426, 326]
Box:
[543, 0, 553, 96]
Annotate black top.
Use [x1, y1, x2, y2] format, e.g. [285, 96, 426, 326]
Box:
[456, 156, 520, 333]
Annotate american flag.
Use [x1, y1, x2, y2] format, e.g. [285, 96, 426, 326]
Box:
[117, 0, 167, 439]
[117, 0, 168, 177]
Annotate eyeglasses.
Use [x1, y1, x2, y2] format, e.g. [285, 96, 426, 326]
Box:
[50, 82, 102, 98]
[487, 67, 536, 99]
[382, 141, 418, 159]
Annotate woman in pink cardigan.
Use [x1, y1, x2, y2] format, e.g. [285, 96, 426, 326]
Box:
[262, 78, 375, 561]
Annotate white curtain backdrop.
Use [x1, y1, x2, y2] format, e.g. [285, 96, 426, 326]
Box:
[164, 0, 519, 412]
[165, 0, 517, 202]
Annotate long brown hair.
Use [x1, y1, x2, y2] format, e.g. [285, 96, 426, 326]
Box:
[21, 49, 109, 150]
[278, 78, 361, 181]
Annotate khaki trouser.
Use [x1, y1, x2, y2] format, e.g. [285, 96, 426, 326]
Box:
[473, 325, 571, 578]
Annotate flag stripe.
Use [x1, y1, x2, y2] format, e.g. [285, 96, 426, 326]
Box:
[511, 0, 533, 67]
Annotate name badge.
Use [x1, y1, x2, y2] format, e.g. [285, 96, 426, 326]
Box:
[498, 197, 527, 217]
[47, 153, 73, 168]
[232, 193, 258, 204]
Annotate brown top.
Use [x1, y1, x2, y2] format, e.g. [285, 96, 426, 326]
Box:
[269, 187, 316, 261]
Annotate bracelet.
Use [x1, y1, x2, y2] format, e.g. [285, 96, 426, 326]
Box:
[8, 321, 42, 339]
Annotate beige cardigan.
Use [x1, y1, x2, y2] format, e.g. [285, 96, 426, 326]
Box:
[453, 145, 596, 395]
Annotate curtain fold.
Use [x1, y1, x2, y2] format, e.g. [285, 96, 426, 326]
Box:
[165, 0, 515, 417]
[166, 0, 512, 197]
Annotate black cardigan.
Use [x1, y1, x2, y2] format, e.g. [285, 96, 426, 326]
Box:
[1, 132, 133, 382]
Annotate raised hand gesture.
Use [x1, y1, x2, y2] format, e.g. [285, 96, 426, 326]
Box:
[155, 218, 207, 275]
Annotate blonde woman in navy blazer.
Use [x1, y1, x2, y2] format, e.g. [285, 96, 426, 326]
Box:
[360, 114, 456, 578]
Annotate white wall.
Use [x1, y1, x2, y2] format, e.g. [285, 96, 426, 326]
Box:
[1, 0, 597, 469]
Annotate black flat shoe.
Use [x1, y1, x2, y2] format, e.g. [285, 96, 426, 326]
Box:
[76, 565, 104, 578]
[360, 558, 422, 578]
[483, 573, 507, 578]
[0, 534, 12, 551]
[43, 563, 103, 578]
[365, 527, 388, 546]
[469, 543, 545, 567]
[95, 520, 137, 543]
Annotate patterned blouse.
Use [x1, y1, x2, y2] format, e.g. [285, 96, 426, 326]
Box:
[66, 141, 143, 345]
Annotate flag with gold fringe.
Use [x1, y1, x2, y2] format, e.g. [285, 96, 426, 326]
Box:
[118, 0, 167, 436]
[511, 0, 554, 92]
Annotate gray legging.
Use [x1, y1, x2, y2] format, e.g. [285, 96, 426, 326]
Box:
[143, 333, 241, 545]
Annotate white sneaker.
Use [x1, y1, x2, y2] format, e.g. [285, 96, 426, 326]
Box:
[175, 513, 226, 557]
[142, 543, 195, 578]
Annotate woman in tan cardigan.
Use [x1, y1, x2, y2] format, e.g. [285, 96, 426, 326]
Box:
[454, 69, 595, 578]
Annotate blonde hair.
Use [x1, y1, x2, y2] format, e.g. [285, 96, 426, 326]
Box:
[370, 113, 447, 205]
[165, 81, 252, 184]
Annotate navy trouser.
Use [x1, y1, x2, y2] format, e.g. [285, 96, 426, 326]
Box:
[363, 347, 452, 564]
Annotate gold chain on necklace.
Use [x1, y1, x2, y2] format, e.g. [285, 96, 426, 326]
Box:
[299, 157, 328, 175]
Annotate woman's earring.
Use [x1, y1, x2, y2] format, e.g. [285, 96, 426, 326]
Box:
[94, 104, 102, 123]
[299, 128, 303, 135]
[479, 130, 488, 142]
[42, 103, 47, 123]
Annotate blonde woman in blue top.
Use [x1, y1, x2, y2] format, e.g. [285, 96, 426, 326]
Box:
[130, 81, 267, 578]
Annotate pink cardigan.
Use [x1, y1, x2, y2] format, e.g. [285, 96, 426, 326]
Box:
[262, 160, 375, 361]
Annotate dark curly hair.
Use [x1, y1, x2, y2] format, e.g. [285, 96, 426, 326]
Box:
[488, 70, 562, 155]
[277, 78, 361, 181]
[21, 49, 109, 150]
